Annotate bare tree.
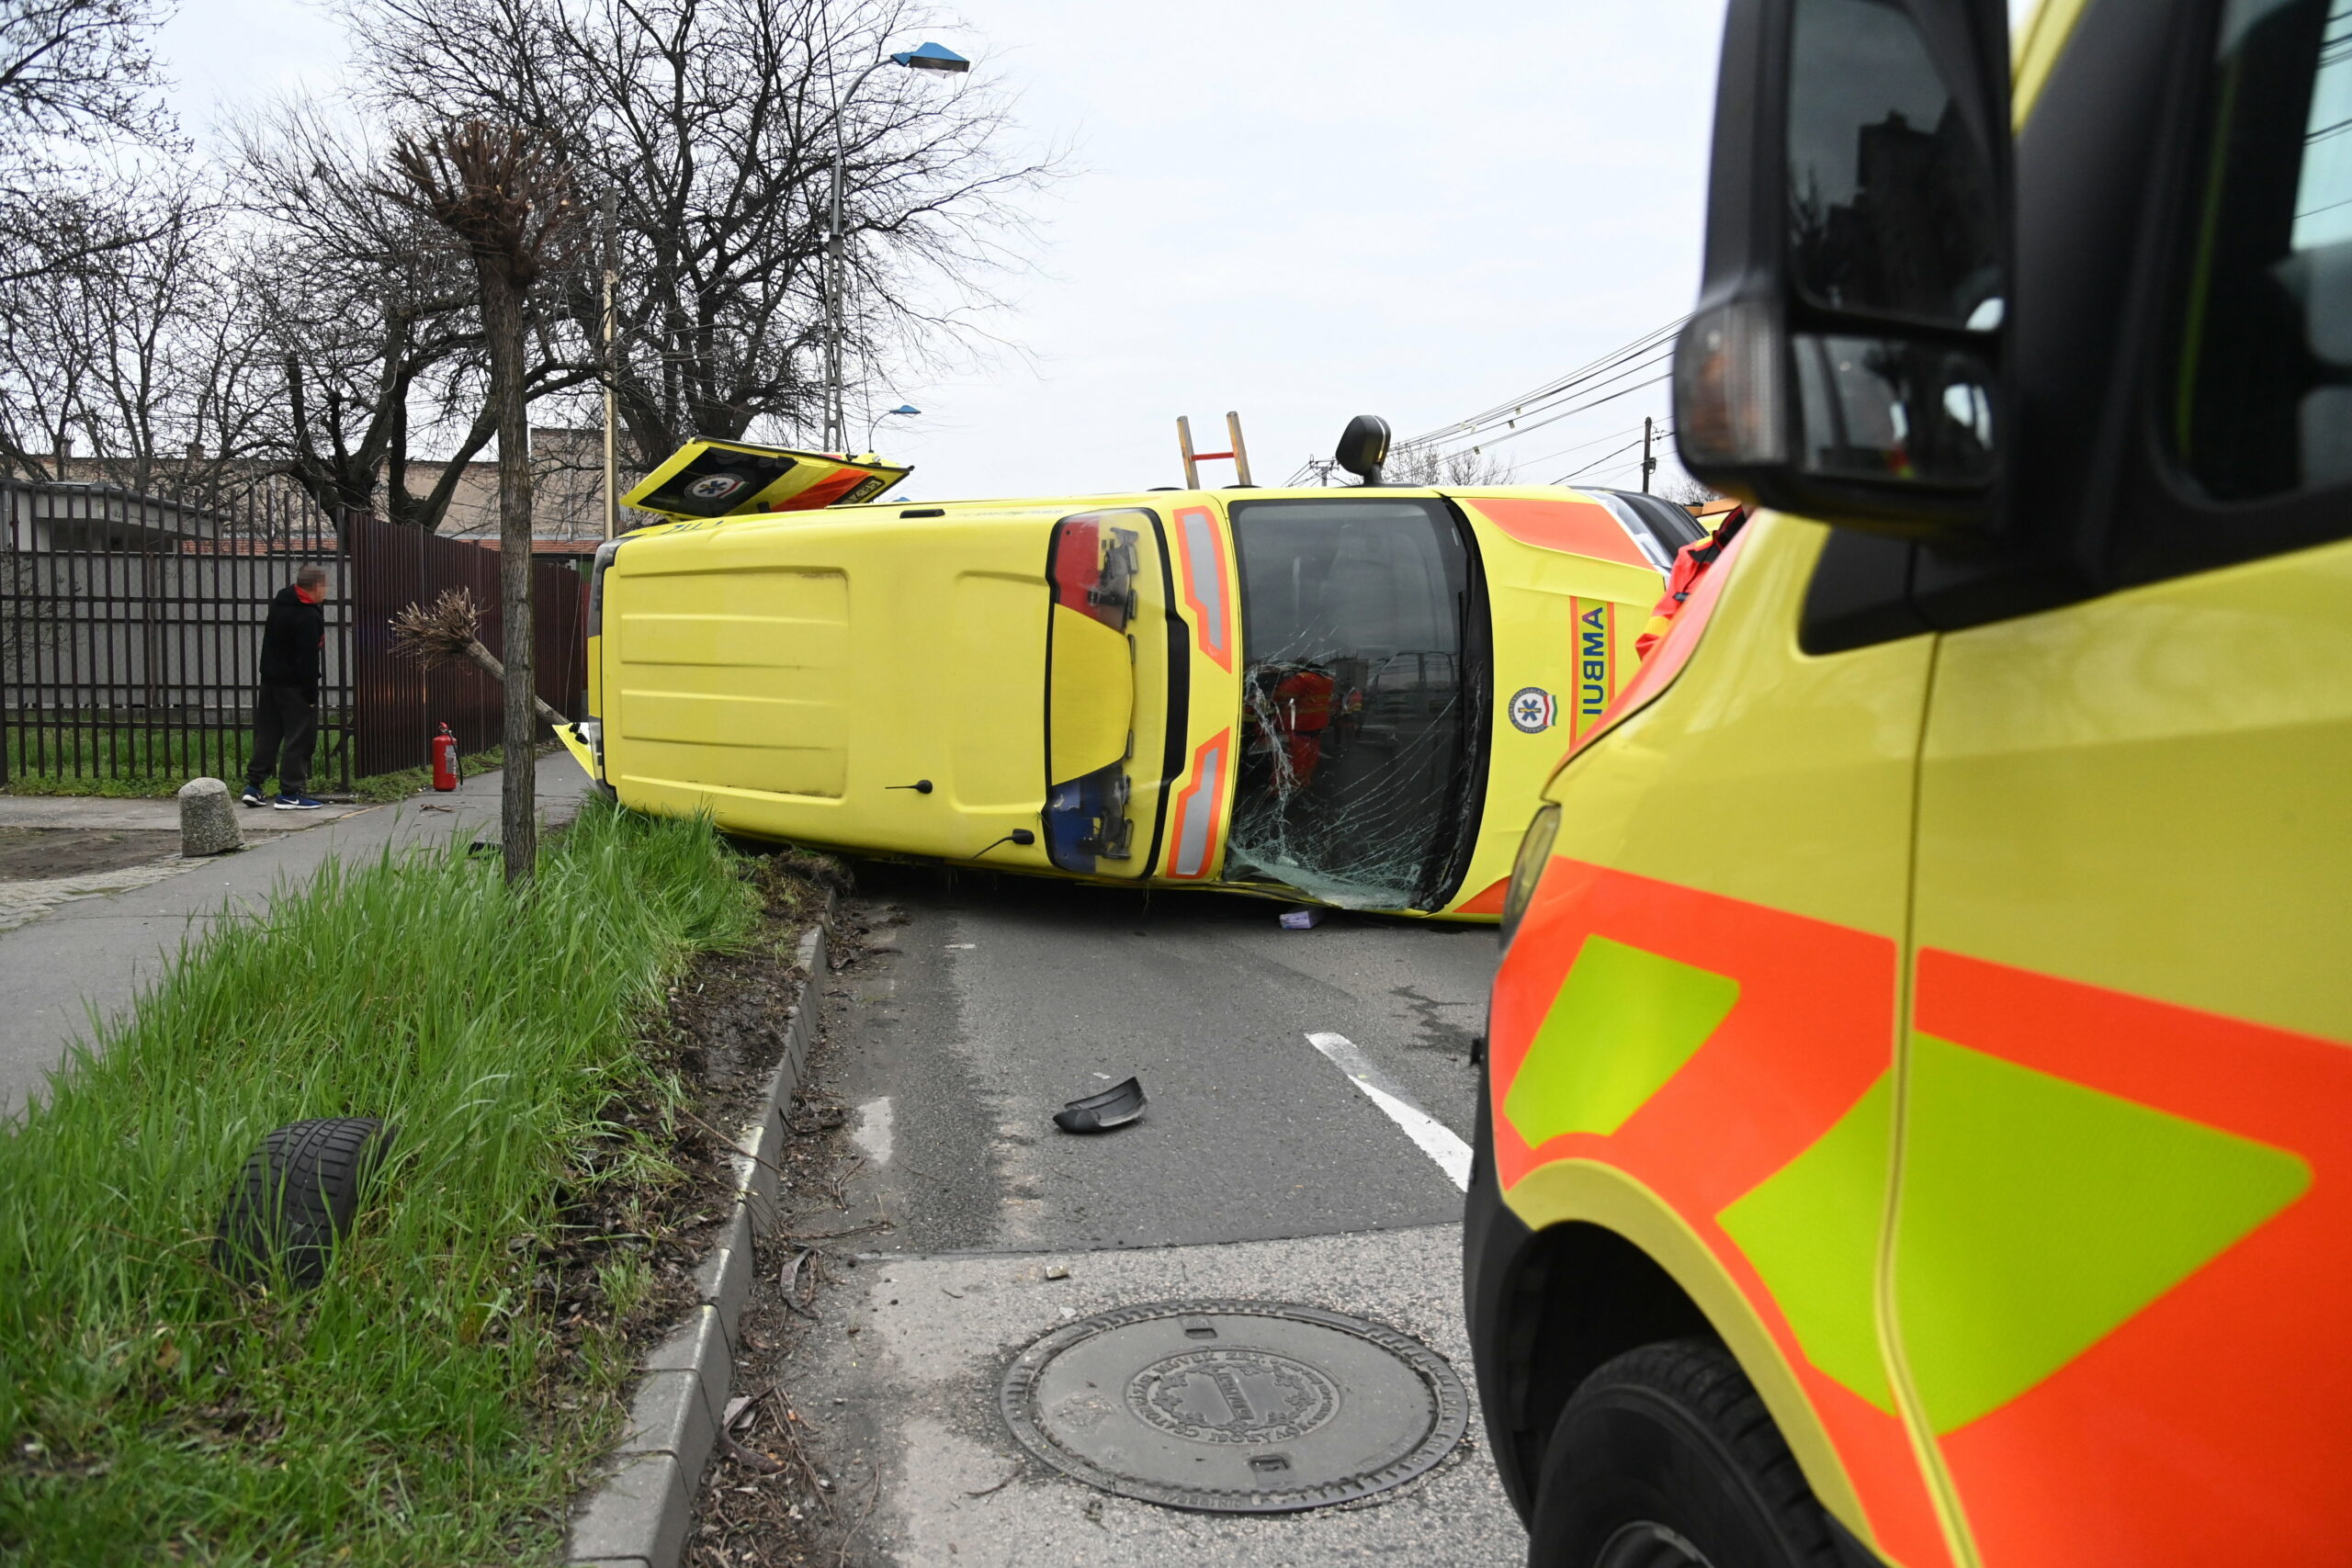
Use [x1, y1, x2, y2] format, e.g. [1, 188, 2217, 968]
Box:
[385, 122, 579, 883]
[0, 0, 292, 503]
[0, 192, 280, 502]
[0, 0, 169, 143]
[230, 103, 600, 528]
[347, 0, 1055, 465]
[0, 0, 180, 281]
[1658, 473, 1721, 507]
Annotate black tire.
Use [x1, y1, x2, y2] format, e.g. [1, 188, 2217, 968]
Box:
[213, 1117, 397, 1290]
[1527, 1340, 1845, 1568]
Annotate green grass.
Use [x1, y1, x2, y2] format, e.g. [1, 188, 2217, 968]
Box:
[0, 799, 760, 1564]
[4, 723, 346, 799]
[5, 736, 513, 802]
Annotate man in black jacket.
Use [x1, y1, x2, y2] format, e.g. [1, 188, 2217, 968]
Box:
[243, 565, 330, 809]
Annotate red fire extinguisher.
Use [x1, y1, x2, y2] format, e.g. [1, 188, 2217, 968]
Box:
[431, 723, 459, 792]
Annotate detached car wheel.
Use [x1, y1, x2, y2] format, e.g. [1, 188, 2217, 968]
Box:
[1527, 1341, 1847, 1568]
[213, 1116, 398, 1290]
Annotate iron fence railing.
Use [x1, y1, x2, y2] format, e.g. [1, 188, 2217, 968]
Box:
[1, 479, 585, 795]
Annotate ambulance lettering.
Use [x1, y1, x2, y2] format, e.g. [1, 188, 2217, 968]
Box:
[1569, 598, 1616, 742]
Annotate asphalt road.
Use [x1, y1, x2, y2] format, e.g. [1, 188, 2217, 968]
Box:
[786, 865, 1527, 1567]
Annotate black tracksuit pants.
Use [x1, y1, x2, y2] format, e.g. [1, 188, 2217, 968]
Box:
[246, 682, 317, 795]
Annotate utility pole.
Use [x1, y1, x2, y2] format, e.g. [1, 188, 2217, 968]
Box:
[600, 189, 619, 540]
[824, 141, 847, 453]
[1641, 415, 1657, 493]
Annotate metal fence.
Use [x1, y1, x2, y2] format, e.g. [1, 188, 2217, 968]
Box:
[1, 479, 586, 795]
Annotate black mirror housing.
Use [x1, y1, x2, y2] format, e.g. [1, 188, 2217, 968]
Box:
[1335, 414, 1393, 484]
[1675, 0, 2012, 542]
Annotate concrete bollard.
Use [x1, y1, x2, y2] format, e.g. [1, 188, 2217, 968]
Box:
[177, 777, 243, 857]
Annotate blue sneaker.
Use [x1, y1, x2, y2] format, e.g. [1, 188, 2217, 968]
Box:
[240, 787, 266, 807]
[272, 795, 323, 811]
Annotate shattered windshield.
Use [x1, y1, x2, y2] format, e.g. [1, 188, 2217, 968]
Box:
[1225, 497, 1483, 909]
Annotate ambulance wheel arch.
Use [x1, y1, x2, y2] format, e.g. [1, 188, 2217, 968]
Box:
[1474, 1153, 1877, 1562]
[1468, 932, 1880, 1559]
[1472, 515, 1938, 1563]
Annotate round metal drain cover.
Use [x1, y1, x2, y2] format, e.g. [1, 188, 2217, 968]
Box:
[999, 1298, 1469, 1513]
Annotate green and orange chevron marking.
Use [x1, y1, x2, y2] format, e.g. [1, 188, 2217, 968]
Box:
[1503, 935, 1739, 1146]
[1717, 1043, 2310, 1429]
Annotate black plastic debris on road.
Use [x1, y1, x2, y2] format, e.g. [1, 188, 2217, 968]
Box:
[1054, 1076, 1146, 1134]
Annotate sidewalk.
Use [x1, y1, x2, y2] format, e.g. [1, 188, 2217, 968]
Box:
[0, 753, 593, 1117]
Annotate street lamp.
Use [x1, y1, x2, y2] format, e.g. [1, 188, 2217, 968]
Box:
[823, 43, 970, 454]
[890, 41, 971, 73]
[865, 402, 920, 452]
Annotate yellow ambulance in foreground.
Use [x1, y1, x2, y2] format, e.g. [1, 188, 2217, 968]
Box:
[1469, 0, 2352, 1562]
[576, 435, 1695, 919]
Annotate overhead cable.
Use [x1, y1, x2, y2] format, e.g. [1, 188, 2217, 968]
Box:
[1392, 316, 1687, 456]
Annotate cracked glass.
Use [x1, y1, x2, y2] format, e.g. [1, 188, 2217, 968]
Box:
[1224, 498, 1482, 909]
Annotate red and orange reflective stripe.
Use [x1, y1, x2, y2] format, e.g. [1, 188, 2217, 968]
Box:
[1908, 951, 2352, 1568]
[1494, 859, 1954, 1568]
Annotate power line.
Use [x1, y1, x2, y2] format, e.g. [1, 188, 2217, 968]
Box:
[1397, 319, 1682, 447]
[1445, 365, 1672, 455]
[1393, 316, 1686, 456]
[1555, 434, 1652, 483]
[1279, 314, 1686, 487]
[1511, 420, 1652, 472]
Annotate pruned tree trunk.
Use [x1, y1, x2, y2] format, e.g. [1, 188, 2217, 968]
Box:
[480, 261, 537, 884]
[383, 120, 577, 886]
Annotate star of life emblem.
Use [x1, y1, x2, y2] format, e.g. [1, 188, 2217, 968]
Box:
[1509, 686, 1557, 734]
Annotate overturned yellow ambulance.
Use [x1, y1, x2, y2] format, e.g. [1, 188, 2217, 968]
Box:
[579, 438, 1694, 919]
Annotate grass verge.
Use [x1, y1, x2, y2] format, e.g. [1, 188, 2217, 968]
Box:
[3, 723, 337, 799]
[3, 741, 511, 802]
[0, 798, 760, 1564]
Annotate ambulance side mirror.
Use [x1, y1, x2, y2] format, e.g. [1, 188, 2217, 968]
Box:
[1334, 414, 1392, 485]
[1673, 0, 2012, 542]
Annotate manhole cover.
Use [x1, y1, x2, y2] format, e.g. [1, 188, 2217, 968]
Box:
[999, 1298, 1469, 1513]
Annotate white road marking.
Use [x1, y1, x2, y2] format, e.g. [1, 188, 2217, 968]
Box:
[852, 1096, 895, 1165]
[1306, 1031, 1473, 1192]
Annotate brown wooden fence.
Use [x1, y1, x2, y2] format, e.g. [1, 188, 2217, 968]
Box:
[1, 479, 585, 794]
[347, 511, 586, 779]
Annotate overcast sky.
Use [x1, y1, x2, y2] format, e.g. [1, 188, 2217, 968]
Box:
[155, 1, 1736, 499]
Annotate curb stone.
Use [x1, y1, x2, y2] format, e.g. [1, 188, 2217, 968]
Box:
[567, 890, 837, 1568]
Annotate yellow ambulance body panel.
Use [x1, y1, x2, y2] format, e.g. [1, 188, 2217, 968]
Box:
[583, 483, 1686, 919]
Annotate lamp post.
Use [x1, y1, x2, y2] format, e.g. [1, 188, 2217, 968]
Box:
[823, 41, 969, 455]
[865, 402, 920, 453]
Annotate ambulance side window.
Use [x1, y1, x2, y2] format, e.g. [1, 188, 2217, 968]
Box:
[2170, 0, 2352, 506]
